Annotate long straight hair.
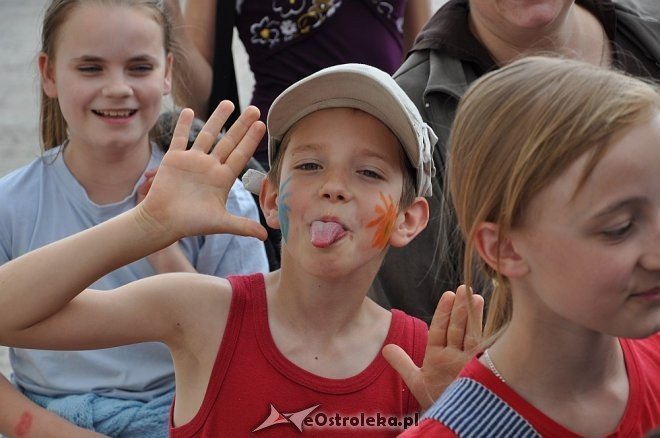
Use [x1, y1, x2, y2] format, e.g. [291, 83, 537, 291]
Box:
[447, 56, 660, 339]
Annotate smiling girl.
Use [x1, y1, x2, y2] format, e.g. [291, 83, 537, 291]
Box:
[0, 1, 267, 436]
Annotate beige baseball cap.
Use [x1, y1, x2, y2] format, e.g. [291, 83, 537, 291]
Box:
[242, 63, 437, 197]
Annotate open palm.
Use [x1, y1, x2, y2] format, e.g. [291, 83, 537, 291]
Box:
[383, 286, 484, 410]
[139, 102, 267, 241]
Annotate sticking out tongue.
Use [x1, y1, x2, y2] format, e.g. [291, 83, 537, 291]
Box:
[310, 221, 346, 248]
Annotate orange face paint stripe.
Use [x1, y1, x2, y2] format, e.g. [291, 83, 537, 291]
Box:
[366, 192, 397, 249]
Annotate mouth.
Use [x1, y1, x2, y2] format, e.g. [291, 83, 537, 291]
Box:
[92, 109, 138, 118]
[310, 218, 348, 248]
[630, 287, 660, 302]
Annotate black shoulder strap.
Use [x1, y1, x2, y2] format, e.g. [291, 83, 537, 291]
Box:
[208, 0, 240, 127]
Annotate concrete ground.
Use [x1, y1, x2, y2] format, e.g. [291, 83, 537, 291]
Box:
[0, 0, 447, 377]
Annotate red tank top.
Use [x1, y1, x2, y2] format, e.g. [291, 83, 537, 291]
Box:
[170, 273, 428, 437]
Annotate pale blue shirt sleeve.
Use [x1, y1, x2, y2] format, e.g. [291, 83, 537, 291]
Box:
[0, 205, 11, 265]
[191, 179, 269, 276]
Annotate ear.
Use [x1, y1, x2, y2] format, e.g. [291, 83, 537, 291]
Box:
[39, 52, 57, 98]
[259, 177, 280, 229]
[473, 222, 528, 278]
[389, 197, 429, 248]
[163, 53, 173, 96]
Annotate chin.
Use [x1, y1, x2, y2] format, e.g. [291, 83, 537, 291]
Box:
[505, 1, 567, 29]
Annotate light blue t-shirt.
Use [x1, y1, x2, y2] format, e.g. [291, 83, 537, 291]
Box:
[0, 145, 268, 401]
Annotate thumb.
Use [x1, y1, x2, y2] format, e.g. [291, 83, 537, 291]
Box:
[221, 215, 269, 242]
[383, 343, 417, 386]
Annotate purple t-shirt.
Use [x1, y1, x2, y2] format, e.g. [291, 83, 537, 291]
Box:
[236, 0, 408, 164]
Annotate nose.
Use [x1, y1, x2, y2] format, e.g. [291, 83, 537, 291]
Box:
[101, 75, 133, 98]
[318, 170, 352, 202]
[639, 218, 660, 271]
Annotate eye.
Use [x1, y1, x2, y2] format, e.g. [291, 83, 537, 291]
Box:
[77, 65, 101, 73]
[358, 169, 383, 180]
[295, 162, 321, 171]
[129, 64, 154, 74]
[601, 220, 634, 240]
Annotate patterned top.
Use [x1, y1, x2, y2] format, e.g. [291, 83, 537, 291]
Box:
[234, 0, 409, 164]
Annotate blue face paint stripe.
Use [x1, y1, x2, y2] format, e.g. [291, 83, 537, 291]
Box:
[278, 176, 292, 243]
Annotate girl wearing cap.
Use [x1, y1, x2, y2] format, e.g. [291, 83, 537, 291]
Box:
[402, 56, 660, 437]
[0, 64, 483, 436]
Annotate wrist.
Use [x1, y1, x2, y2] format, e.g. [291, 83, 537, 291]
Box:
[132, 203, 182, 247]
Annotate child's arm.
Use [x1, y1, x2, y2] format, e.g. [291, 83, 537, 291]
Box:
[0, 102, 266, 351]
[383, 286, 484, 410]
[0, 375, 104, 438]
[136, 168, 196, 273]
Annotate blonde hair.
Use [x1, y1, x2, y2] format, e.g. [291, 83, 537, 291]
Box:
[39, 0, 183, 150]
[448, 56, 660, 338]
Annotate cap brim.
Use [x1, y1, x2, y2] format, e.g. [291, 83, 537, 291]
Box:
[267, 64, 420, 170]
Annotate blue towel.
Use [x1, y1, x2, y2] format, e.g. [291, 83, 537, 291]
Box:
[23, 387, 173, 438]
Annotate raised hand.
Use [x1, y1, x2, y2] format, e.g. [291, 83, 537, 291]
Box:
[383, 286, 484, 410]
[138, 102, 267, 242]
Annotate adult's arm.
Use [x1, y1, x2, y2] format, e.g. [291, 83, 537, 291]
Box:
[403, 0, 432, 54]
[167, 0, 216, 117]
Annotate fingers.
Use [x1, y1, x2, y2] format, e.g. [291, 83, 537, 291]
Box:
[429, 286, 483, 351]
[224, 120, 266, 176]
[383, 344, 436, 410]
[446, 285, 469, 349]
[213, 106, 263, 166]
[169, 103, 265, 179]
[382, 344, 416, 385]
[137, 178, 153, 200]
[191, 101, 236, 153]
[136, 169, 158, 203]
[428, 291, 455, 347]
[169, 109, 195, 152]
[427, 291, 455, 349]
[464, 294, 485, 351]
[221, 215, 268, 242]
[143, 168, 158, 179]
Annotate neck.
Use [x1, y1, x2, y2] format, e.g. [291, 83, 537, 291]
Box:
[63, 139, 152, 204]
[267, 259, 380, 334]
[486, 308, 629, 435]
[470, 3, 609, 68]
[493, 319, 624, 393]
[264, 267, 390, 378]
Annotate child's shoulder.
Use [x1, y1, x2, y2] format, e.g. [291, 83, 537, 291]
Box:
[134, 272, 235, 311]
[0, 151, 58, 198]
[0, 151, 63, 223]
[163, 272, 265, 314]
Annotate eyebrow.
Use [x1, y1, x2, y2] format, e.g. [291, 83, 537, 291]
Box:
[289, 143, 321, 155]
[590, 197, 644, 220]
[360, 147, 393, 162]
[71, 54, 159, 63]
